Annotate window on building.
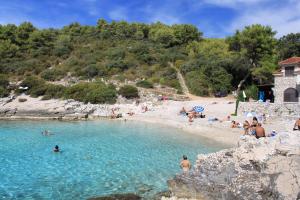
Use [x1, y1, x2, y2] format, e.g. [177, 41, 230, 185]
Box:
[283, 88, 299, 102]
[285, 66, 295, 76]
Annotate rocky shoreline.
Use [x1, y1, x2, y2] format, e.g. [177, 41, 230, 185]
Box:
[0, 96, 114, 120]
[167, 132, 300, 200]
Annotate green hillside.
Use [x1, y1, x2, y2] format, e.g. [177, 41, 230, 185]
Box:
[0, 20, 299, 103]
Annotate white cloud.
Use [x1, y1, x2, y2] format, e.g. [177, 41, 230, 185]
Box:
[108, 7, 129, 21]
[150, 13, 181, 24]
[140, 2, 182, 25]
[202, 0, 268, 8]
[229, 0, 300, 37]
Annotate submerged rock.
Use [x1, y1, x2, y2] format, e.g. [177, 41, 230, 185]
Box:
[167, 133, 300, 200]
[88, 193, 141, 200]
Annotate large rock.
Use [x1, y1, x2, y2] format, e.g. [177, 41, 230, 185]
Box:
[168, 133, 300, 200]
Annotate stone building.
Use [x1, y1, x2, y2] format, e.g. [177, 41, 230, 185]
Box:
[273, 57, 300, 104]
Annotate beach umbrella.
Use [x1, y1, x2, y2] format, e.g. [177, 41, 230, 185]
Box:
[193, 106, 204, 113]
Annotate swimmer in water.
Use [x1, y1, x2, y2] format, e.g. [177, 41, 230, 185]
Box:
[180, 155, 191, 173]
[53, 145, 60, 152]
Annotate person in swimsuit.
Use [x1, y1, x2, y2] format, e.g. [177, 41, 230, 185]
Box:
[255, 123, 266, 139]
[53, 145, 60, 152]
[180, 155, 191, 173]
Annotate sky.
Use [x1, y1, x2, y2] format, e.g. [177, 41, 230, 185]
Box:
[0, 0, 299, 38]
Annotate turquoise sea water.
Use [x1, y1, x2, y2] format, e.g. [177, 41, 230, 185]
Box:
[0, 120, 225, 199]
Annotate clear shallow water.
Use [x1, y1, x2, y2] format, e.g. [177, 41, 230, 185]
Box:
[0, 120, 225, 199]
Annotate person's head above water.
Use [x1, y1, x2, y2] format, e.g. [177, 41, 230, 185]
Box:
[183, 155, 188, 160]
[55, 145, 59, 149]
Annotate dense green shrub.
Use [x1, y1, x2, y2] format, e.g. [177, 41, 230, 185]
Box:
[20, 76, 45, 89]
[65, 82, 117, 104]
[42, 84, 66, 100]
[159, 78, 182, 92]
[20, 76, 46, 96]
[29, 84, 48, 97]
[0, 74, 9, 87]
[118, 85, 139, 99]
[41, 68, 66, 81]
[185, 71, 210, 96]
[136, 80, 154, 88]
[0, 86, 9, 97]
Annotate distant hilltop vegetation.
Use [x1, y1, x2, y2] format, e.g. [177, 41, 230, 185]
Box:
[0, 20, 299, 103]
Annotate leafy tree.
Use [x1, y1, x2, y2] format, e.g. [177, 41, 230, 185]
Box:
[0, 39, 18, 58]
[0, 24, 18, 43]
[227, 24, 277, 92]
[278, 33, 300, 60]
[149, 23, 176, 47]
[16, 22, 36, 47]
[53, 34, 72, 57]
[28, 29, 57, 56]
[172, 24, 202, 44]
[185, 70, 210, 96]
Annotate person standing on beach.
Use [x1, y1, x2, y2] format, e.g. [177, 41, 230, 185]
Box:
[180, 155, 191, 172]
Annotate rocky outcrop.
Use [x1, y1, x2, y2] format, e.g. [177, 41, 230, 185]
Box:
[167, 133, 300, 200]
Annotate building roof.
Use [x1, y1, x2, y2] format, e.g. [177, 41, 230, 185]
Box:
[279, 57, 300, 65]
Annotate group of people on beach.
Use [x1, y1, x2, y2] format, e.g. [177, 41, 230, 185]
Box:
[228, 116, 267, 139]
[179, 107, 205, 123]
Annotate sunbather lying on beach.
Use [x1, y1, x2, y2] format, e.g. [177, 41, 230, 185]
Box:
[231, 120, 240, 128]
[127, 111, 134, 116]
[208, 117, 219, 122]
[219, 115, 231, 122]
[197, 113, 205, 118]
[293, 118, 300, 131]
[179, 107, 187, 115]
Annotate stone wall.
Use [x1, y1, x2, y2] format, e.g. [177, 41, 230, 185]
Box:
[238, 101, 300, 118]
[274, 76, 300, 104]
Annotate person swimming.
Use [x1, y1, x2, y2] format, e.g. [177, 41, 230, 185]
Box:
[180, 155, 191, 173]
[41, 130, 49, 136]
[53, 145, 60, 152]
